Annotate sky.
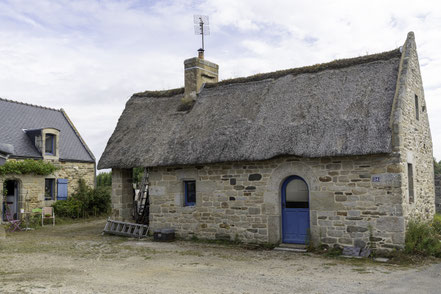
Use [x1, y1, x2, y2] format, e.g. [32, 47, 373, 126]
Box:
[0, 0, 440, 170]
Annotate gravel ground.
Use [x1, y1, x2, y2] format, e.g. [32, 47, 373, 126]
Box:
[0, 219, 440, 294]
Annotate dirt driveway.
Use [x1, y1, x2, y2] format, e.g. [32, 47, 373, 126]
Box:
[0, 219, 440, 294]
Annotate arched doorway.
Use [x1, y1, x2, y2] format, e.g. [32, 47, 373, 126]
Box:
[3, 179, 19, 221]
[281, 175, 309, 244]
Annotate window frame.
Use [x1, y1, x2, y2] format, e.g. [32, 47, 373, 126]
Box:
[45, 179, 55, 201]
[407, 163, 414, 204]
[45, 134, 56, 155]
[184, 180, 196, 207]
[414, 95, 419, 121]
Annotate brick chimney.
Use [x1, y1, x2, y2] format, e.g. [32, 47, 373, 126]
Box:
[182, 49, 218, 103]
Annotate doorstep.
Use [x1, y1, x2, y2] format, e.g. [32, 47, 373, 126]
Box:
[274, 243, 307, 253]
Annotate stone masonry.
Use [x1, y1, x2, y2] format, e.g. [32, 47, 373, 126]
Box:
[436, 174, 441, 213]
[121, 154, 407, 250]
[391, 32, 435, 222]
[1, 159, 95, 216]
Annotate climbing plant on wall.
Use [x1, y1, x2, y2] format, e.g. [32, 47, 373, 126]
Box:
[0, 159, 57, 176]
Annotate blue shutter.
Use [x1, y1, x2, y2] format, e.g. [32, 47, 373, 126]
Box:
[57, 179, 68, 200]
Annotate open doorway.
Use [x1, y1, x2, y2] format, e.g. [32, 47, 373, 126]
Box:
[3, 179, 19, 221]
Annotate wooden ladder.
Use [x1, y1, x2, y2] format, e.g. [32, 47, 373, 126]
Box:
[103, 218, 149, 238]
[134, 167, 149, 225]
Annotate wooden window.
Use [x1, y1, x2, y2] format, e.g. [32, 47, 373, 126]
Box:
[45, 134, 56, 155]
[415, 95, 419, 121]
[45, 179, 55, 200]
[408, 163, 414, 203]
[184, 181, 196, 206]
[57, 179, 68, 200]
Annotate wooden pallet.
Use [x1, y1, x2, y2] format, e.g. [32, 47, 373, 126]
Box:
[103, 218, 149, 238]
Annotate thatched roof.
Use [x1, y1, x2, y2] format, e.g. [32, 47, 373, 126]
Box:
[99, 49, 401, 169]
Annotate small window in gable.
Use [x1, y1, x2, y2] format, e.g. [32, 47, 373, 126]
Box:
[45, 179, 55, 200]
[408, 163, 414, 204]
[414, 95, 419, 121]
[45, 134, 56, 155]
[184, 180, 196, 206]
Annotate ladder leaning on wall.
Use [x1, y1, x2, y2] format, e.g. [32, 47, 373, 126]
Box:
[134, 167, 149, 225]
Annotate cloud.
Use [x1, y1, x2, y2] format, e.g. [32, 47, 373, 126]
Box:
[0, 0, 440, 164]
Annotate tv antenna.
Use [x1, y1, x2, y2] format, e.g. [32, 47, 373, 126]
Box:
[194, 15, 210, 51]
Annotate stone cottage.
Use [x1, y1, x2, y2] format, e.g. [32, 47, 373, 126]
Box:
[99, 32, 435, 250]
[0, 98, 96, 220]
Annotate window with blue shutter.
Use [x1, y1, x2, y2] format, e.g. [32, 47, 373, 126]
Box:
[57, 179, 68, 200]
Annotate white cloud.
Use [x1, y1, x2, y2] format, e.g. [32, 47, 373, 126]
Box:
[0, 0, 440, 164]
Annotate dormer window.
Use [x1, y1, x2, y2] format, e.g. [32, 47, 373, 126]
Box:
[45, 134, 56, 155]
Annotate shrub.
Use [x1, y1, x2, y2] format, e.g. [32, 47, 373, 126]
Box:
[88, 186, 111, 216]
[405, 220, 441, 257]
[432, 214, 441, 236]
[52, 198, 82, 218]
[52, 179, 111, 218]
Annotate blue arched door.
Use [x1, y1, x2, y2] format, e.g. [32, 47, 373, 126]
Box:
[281, 176, 309, 244]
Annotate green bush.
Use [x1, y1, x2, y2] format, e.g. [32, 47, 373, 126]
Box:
[52, 179, 111, 218]
[432, 214, 441, 236]
[88, 186, 111, 216]
[0, 159, 57, 176]
[405, 219, 441, 257]
[52, 198, 82, 218]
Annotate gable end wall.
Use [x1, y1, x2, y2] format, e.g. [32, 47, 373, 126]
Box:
[391, 32, 435, 221]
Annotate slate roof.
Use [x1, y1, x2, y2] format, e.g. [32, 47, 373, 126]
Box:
[0, 143, 14, 155]
[99, 47, 403, 169]
[0, 98, 95, 162]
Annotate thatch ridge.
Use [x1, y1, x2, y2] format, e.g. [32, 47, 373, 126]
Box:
[131, 49, 400, 98]
[207, 48, 401, 88]
[133, 87, 184, 98]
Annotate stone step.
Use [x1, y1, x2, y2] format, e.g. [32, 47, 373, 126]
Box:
[274, 244, 307, 253]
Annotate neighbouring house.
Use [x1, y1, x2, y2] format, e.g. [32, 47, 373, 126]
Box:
[99, 32, 435, 250]
[0, 98, 95, 221]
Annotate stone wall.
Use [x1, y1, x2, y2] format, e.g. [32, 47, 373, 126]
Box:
[140, 154, 405, 250]
[391, 33, 435, 221]
[436, 174, 441, 213]
[111, 168, 133, 221]
[0, 159, 95, 218]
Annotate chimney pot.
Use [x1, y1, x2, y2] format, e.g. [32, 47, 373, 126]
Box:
[198, 48, 204, 59]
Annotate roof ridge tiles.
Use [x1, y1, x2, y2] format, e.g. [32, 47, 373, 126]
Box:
[0, 97, 61, 112]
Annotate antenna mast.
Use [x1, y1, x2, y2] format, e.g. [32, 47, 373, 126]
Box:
[194, 15, 210, 51]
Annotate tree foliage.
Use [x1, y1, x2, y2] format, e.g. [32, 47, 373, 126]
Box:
[97, 171, 112, 187]
[434, 158, 441, 176]
[0, 159, 57, 176]
[133, 167, 144, 187]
